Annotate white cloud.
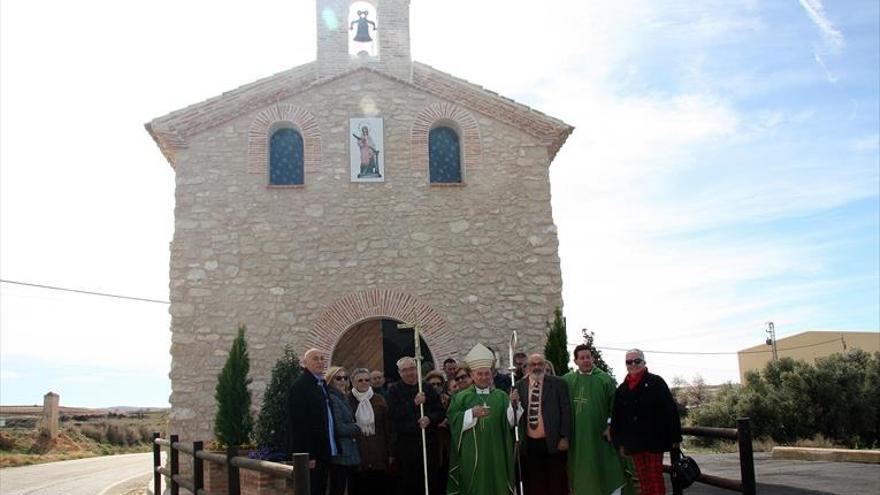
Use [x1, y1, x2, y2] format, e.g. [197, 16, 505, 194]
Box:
[852, 134, 880, 152]
[813, 50, 838, 83]
[798, 0, 845, 52]
[1, 369, 21, 380]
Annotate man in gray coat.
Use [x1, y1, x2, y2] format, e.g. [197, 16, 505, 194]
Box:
[511, 353, 572, 495]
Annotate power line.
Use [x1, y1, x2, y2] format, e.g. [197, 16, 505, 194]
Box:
[0, 279, 170, 305]
[585, 338, 845, 356]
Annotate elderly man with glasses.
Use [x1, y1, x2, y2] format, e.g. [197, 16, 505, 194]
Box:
[512, 353, 572, 495]
[610, 349, 681, 495]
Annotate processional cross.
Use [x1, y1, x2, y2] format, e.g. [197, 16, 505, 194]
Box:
[397, 317, 431, 495]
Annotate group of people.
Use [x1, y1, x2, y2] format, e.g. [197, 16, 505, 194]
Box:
[286, 344, 681, 495]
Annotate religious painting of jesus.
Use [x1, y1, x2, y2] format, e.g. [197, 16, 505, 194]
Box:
[349, 118, 385, 182]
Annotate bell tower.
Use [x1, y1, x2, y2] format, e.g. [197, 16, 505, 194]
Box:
[316, 0, 412, 81]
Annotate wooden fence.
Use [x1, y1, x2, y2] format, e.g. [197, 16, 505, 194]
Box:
[665, 417, 756, 495]
[152, 433, 310, 495]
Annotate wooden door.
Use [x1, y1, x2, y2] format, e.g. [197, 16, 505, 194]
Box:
[332, 320, 384, 373]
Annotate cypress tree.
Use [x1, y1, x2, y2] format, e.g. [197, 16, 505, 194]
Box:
[214, 325, 254, 447]
[544, 307, 571, 375]
[255, 345, 301, 452]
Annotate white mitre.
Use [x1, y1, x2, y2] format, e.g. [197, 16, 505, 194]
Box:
[464, 343, 495, 370]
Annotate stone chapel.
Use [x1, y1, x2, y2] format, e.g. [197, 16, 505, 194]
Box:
[146, 0, 573, 441]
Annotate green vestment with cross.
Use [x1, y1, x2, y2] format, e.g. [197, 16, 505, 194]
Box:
[446, 387, 515, 495]
[563, 369, 635, 495]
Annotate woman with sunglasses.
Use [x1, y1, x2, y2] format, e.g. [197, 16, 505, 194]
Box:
[347, 368, 393, 495]
[610, 350, 681, 495]
[453, 365, 473, 393]
[325, 366, 361, 495]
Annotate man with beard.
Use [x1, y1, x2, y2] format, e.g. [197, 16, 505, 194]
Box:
[388, 357, 445, 495]
[513, 353, 571, 495]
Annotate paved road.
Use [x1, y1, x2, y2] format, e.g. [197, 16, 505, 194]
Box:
[671, 452, 880, 494]
[0, 453, 152, 495]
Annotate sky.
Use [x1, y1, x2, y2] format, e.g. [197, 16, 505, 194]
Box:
[1, 0, 878, 407]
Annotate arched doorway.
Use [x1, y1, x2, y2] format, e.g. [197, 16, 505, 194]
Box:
[306, 289, 456, 378]
[332, 319, 435, 382]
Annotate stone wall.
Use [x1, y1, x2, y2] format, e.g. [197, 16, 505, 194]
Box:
[167, 69, 563, 442]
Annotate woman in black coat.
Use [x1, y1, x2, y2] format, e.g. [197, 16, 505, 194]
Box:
[610, 349, 681, 495]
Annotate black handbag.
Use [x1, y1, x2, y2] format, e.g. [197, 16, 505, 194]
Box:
[672, 450, 701, 489]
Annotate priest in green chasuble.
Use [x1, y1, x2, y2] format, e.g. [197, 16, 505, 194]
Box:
[563, 344, 631, 495]
[446, 343, 516, 495]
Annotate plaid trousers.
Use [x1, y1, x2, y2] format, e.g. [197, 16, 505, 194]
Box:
[631, 451, 665, 495]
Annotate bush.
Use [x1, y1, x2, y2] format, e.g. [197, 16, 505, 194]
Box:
[255, 345, 301, 453]
[214, 325, 254, 448]
[688, 351, 880, 447]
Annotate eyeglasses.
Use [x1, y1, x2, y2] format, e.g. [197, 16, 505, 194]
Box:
[455, 375, 468, 382]
[333, 375, 349, 381]
[625, 359, 643, 365]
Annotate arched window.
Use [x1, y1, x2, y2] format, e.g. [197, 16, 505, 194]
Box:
[269, 128, 304, 185]
[429, 126, 462, 183]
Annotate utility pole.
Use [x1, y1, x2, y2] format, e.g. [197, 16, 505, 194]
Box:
[765, 322, 778, 361]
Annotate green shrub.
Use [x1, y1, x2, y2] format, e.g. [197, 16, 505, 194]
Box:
[544, 307, 570, 375]
[214, 325, 254, 447]
[688, 351, 879, 447]
[255, 345, 301, 452]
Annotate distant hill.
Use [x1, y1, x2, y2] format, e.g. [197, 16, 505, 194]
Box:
[0, 405, 169, 417]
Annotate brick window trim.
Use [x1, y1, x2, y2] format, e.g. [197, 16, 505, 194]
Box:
[248, 104, 322, 183]
[412, 102, 481, 184]
[307, 289, 456, 362]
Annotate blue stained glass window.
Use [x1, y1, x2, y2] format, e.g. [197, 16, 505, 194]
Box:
[429, 126, 462, 183]
[269, 128, 304, 185]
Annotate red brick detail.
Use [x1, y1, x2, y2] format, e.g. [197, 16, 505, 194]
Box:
[241, 468, 293, 495]
[203, 460, 229, 495]
[308, 289, 456, 362]
[411, 103, 481, 180]
[247, 105, 322, 178]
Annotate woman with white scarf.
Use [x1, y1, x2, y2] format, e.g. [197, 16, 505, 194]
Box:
[348, 367, 393, 495]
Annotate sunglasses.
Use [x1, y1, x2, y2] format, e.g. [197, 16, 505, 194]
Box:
[428, 381, 443, 387]
[455, 375, 469, 381]
[625, 359, 643, 365]
[333, 375, 349, 381]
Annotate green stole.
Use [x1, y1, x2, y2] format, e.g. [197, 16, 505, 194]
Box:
[446, 386, 515, 495]
[563, 369, 632, 495]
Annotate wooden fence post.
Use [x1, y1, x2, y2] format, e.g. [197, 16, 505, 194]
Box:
[193, 441, 204, 493]
[227, 445, 241, 495]
[170, 434, 179, 495]
[292, 453, 310, 495]
[737, 418, 756, 495]
[152, 432, 161, 495]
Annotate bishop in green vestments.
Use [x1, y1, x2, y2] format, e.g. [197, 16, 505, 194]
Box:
[563, 345, 631, 495]
[446, 343, 516, 495]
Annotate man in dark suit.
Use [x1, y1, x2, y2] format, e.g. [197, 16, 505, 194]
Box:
[511, 353, 572, 495]
[287, 348, 337, 495]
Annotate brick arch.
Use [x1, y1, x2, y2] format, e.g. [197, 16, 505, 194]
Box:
[411, 102, 482, 180]
[307, 289, 456, 362]
[247, 104, 322, 178]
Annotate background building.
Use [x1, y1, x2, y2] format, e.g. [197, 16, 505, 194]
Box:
[737, 330, 880, 382]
